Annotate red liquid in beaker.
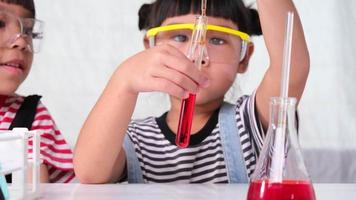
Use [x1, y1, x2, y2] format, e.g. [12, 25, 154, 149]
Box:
[176, 94, 196, 148]
[247, 179, 316, 200]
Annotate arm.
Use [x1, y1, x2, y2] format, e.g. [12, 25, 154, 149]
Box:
[256, 0, 309, 127]
[73, 75, 136, 183]
[28, 164, 49, 183]
[74, 44, 209, 183]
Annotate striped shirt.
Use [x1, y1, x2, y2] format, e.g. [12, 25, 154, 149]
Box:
[0, 95, 75, 183]
[126, 94, 264, 183]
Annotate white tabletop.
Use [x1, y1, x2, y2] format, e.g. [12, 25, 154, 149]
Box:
[8, 183, 355, 200]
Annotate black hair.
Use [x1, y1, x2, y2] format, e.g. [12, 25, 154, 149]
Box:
[1, 0, 35, 18]
[138, 0, 262, 36]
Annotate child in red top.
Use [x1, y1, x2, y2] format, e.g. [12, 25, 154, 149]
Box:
[0, 0, 75, 183]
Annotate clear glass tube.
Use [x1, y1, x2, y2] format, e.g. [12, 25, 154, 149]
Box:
[175, 15, 207, 148]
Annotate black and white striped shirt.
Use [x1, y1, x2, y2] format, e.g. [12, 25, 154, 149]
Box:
[126, 94, 264, 183]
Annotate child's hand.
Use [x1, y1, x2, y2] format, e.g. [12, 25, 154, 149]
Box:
[115, 44, 210, 99]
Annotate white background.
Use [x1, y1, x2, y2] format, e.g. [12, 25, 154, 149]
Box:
[17, 0, 356, 181]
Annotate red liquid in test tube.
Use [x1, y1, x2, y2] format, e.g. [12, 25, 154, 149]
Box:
[176, 94, 196, 148]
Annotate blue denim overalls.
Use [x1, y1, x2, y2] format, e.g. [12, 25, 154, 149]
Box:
[123, 102, 249, 183]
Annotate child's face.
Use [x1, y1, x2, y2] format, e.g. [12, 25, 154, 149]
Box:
[0, 2, 34, 95]
[155, 14, 251, 106]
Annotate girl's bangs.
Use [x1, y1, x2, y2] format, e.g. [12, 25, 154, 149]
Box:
[151, 0, 249, 32]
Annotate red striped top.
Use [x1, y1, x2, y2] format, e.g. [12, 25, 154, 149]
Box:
[0, 95, 75, 183]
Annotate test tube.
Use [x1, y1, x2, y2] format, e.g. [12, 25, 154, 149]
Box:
[176, 0, 208, 148]
[176, 93, 196, 148]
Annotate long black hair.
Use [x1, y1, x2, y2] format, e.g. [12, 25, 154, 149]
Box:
[1, 0, 35, 17]
[138, 0, 262, 36]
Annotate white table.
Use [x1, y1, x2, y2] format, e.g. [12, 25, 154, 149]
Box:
[8, 183, 356, 200]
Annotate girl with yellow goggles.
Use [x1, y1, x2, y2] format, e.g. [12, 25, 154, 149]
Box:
[75, 0, 310, 184]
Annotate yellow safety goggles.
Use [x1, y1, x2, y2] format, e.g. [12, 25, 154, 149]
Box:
[146, 23, 250, 62]
[146, 23, 250, 45]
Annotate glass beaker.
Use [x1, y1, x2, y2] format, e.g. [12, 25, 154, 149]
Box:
[247, 97, 316, 200]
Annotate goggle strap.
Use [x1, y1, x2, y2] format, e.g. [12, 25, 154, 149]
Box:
[240, 41, 247, 61]
[148, 37, 155, 48]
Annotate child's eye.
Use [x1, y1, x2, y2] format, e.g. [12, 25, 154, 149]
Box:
[0, 20, 6, 29]
[23, 28, 33, 36]
[209, 37, 226, 45]
[23, 27, 43, 39]
[171, 34, 188, 43]
[31, 32, 42, 39]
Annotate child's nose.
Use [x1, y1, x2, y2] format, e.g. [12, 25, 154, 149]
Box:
[200, 55, 209, 67]
[9, 34, 31, 52]
[200, 46, 210, 68]
[192, 55, 209, 69]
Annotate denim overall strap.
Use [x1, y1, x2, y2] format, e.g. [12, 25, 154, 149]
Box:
[123, 136, 144, 183]
[219, 102, 249, 183]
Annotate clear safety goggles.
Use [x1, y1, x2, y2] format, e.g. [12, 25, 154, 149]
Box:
[0, 9, 44, 53]
[146, 23, 250, 63]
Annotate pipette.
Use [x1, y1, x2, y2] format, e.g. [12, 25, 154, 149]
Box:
[176, 0, 208, 148]
[270, 12, 294, 182]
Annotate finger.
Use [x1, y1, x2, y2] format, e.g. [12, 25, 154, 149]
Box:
[151, 77, 189, 99]
[151, 65, 199, 94]
[162, 50, 210, 88]
[160, 44, 188, 60]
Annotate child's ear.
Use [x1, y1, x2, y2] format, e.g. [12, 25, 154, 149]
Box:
[143, 36, 150, 49]
[237, 43, 254, 73]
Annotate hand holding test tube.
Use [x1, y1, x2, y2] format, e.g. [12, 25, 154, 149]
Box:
[176, 0, 208, 148]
